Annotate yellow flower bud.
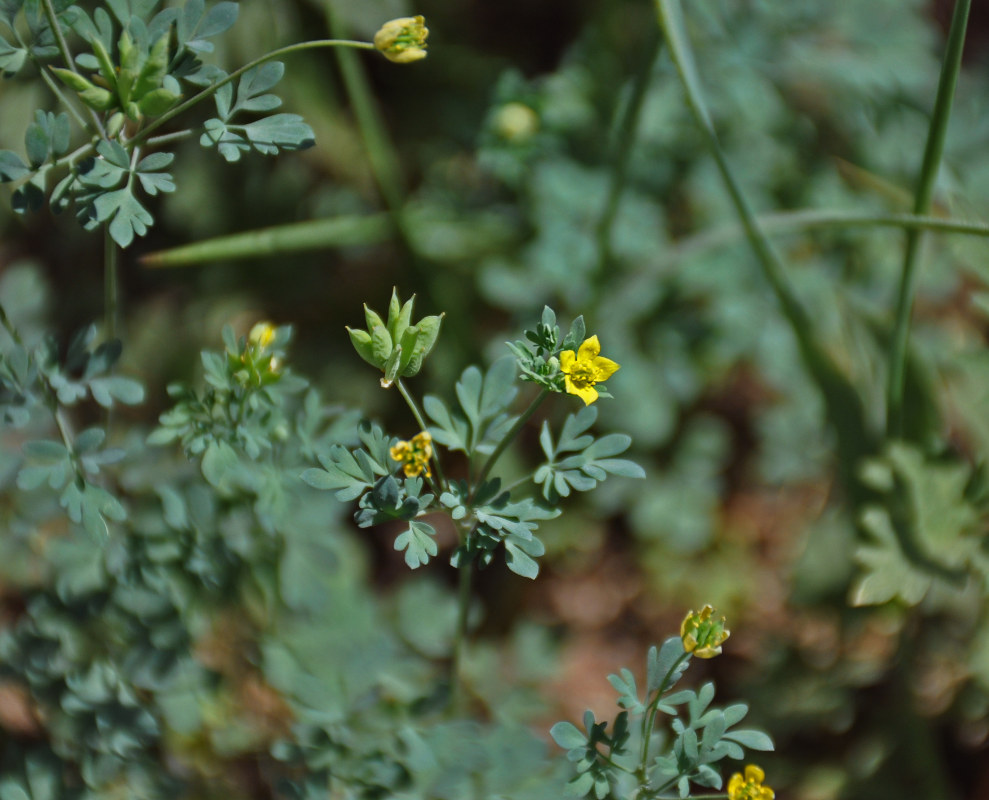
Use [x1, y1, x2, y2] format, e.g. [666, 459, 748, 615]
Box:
[680, 604, 730, 658]
[374, 15, 429, 64]
[494, 102, 539, 143]
[249, 322, 277, 350]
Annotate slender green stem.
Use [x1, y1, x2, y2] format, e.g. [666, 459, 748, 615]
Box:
[638, 651, 691, 778]
[0, 302, 23, 345]
[665, 209, 989, 265]
[600, 754, 636, 775]
[323, 9, 434, 288]
[396, 377, 446, 492]
[39, 67, 90, 130]
[886, 0, 971, 438]
[681, 795, 728, 799]
[104, 225, 119, 342]
[596, 30, 662, 276]
[130, 39, 375, 147]
[40, 0, 106, 137]
[654, 0, 872, 505]
[143, 129, 196, 148]
[325, 9, 406, 216]
[40, 0, 76, 75]
[449, 554, 474, 711]
[473, 389, 549, 491]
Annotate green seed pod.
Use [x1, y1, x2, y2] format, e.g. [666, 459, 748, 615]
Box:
[138, 88, 180, 116]
[49, 66, 95, 93]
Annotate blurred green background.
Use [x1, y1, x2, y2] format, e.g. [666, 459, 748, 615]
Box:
[3, 0, 989, 798]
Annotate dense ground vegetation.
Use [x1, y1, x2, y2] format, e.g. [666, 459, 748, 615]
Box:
[1, 0, 989, 798]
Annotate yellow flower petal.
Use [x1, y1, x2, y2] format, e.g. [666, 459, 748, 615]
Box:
[577, 335, 601, 361]
[564, 375, 599, 406]
[592, 355, 620, 382]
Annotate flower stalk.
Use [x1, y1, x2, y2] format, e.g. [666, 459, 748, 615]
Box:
[886, 0, 972, 438]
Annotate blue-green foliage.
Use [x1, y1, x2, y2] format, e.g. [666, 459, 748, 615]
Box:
[553, 637, 772, 799]
[0, 0, 314, 246]
[536, 405, 644, 502]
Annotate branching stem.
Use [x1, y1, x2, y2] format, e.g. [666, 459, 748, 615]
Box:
[886, 0, 971, 437]
[637, 651, 691, 780]
[473, 388, 549, 492]
[130, 39, 374, 147]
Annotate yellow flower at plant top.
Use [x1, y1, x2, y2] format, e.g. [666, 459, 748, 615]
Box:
[728, 765, 774, 800]
[559, 335, 620, 406]
[680, 604, 730, 658]
[390, 431, 433, 478]
[374, 16, 429, 64]
[249, 322, 276, 350]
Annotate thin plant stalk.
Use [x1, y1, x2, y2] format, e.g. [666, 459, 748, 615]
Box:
[0, 301, 23, 345]
[104, 226, 118, 342]
[885, 0, 972, 438]
[325, 8, 406, 215]
[449, 553, 474, 711]
[653, 0, 873, 504]
[396, 377, 447, 492]
[637, 651, 690, 782]
[665, 209, 989, 265]
[41, 0, 106, 137]
[131, 39, 375, 147]
[473, 388, 549, 491]
[596, 30, 662, 276]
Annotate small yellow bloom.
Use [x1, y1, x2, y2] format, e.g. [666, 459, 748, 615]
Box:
[680, 604, 730, 658]
[494, 102, 539, 142]
[374, 15, 429, 64]
[728, 765, 774, 800]
[559, 335, 620, 406]
[390, 431, 433, 478]
[249, 322, 276, 350]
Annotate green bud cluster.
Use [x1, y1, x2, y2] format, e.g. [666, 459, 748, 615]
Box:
[51, 30, 181, 123]
[347, 290, 442, 387]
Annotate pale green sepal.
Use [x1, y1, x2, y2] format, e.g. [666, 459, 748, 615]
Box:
[90, 36, 118, 94]
[364, 303, 386, 332]
[370, 325, 393, 364]
[347, 327, 377, 366]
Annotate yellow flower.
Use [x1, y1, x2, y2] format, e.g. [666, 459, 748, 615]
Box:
[374, 16, 429, 64]
[390, 431, 433, 478]
[249, 322, 276, 350]
[680, 604, 730, 658]
[728, 765, 774, 800]
[494, 102, 539, 142]
[559, 335, 620, 406]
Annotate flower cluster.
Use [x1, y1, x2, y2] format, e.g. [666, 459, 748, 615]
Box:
[680, 604, 730, 658]
[728, 765, 774, 800]
[390, 431, 433, 478]
[234, 321, 284, 387]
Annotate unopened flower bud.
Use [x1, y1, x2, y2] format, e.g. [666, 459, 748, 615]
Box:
[494, 102, 539, 142]
[680, 605, 730, 658]
[374, 15, 429, 64]
[249, 322, 276, 350]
